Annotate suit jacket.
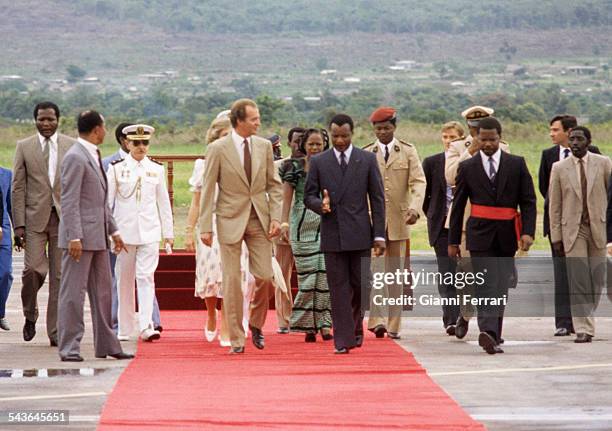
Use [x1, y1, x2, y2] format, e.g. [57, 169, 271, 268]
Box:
[608, 174, 612, 244]
[58, 142, 118, 251]
[304, 146, 385, 252]
[0, 168, 12, 247]
[449, 151, 537, 255]
[363, 139, 426, 241]
[549, 153, 611, 251]
[12, 133, 76, 232]
[198, 133, 282, 244]
[538, 144, 600, 237]
[422, 152, 448, 246]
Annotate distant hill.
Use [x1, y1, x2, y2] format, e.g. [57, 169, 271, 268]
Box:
[59, 0, 612, 34]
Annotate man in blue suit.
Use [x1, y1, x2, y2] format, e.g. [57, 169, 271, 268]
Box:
[103, 123, 162, 332]
[0, 167, 12, 331]
[304, 114, 386, 354]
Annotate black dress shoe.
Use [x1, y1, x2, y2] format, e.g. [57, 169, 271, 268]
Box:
[455, 317, 469, 339]
[305, 332, 316, 342]
[23, 319, 36, 342]
[49, 336, 58, 347]
[478, 332, 504, 354]
[334, 347, 349, 354]
[387, 332, 401, 339]
[498, 337, 505, 345]
[229, 346, 245, 354]
[321, 331, 333, 341]
[554, 327, 571, 336]
[370, 324, 387, 338]
[61, 355, 84, 362]
[154, 325, 163, 333]
[96, 352, 134, 360]
[249, 325, 265, 350]
[355, 334, 364, 347]
[446, 325, 456, 336]
[574, 333, 593, 343]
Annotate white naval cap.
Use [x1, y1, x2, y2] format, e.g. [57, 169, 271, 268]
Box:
[461, 106, 494, 127]
[122, 124, 155, 141]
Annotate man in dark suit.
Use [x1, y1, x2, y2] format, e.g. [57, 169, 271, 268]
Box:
[422, 123, 464, 335]
[538, 114, 600, 336]
[57, 110, 133, 362]
[449, 117, 536, 355]
[304, 114, 386, 354]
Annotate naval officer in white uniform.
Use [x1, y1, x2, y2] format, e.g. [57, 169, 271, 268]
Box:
[107, 124, 174, 342]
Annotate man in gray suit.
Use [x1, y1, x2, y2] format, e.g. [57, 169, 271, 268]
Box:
[12, 102, 76, 346]
[57, 110, 133, 362]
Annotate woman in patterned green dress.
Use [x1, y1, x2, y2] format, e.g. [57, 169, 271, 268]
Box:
[280, 129, 333, 342]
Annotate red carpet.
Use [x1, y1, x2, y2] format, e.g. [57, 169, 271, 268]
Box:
[98, 312, 484, 430]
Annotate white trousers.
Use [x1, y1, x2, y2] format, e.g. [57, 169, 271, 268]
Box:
[116, 243, 160, 337]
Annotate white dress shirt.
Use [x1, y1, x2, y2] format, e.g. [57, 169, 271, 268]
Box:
[559, 145, 571, 161]
[480, 148, 501, 179]
[231, 129, 252, 167]
[376, 138, 396, 162]
[332, 144, 353, 165]
[38, 131, 58, 185]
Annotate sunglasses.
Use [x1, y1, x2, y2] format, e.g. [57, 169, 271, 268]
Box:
[131, 141, 150, 147]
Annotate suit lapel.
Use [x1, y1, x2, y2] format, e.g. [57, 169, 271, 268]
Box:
[373, 146, 385, 171]
[566, 158, 581, 198]
[251, 137, 262, 184]
[325, 149, 344, 197]
[336, 147, 362, 203]
[221, 136, 249, 188]
[586, 156, 599, 195]
[386, 143, 399, 167]
[495, 152, 509, 202]
[437, 153, 447, 195]
[31, 136, 51, 188]
[77, 143, 107, 190]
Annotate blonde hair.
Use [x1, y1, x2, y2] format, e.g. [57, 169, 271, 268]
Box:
[441, 121, 465, 138]
[206, 116, 231, 145]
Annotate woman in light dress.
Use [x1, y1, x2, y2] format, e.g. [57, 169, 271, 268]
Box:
[185, 113, 254, 346]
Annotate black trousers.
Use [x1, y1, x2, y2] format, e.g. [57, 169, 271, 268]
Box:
[433, 228, 460, 328]
[548, 236, 574, 331]
[324, 249, 370, 350]
[470, 242, 514, 343]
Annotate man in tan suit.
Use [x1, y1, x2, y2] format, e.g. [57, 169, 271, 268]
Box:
[199, 99, 283, 354]
[549, 126, 611, 343]
[444, 105, 510, 340]
[363, 107, 426, 339]
[12, 102, 76, 346]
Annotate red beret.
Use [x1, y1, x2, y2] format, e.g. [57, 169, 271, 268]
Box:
[369, 107, 396, 123]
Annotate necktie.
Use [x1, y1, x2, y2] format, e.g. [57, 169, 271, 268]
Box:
[488, 157, 496, 181]
[96, 149, 108, 188]
[384, 145, 389, 163]
[340, 151, 348, 175]
[563, 148, 570, 159]
[243, 138, 252, 184]
[579, 159, 589, 224]
[43, 138, 50, 170]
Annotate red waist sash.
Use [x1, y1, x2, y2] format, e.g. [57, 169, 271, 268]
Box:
[470, 204, 521, 242]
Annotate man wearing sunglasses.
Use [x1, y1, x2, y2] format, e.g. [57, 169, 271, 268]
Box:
[107, 124, 174, 342]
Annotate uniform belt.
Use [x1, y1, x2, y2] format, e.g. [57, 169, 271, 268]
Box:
[470, 204, 521, 242]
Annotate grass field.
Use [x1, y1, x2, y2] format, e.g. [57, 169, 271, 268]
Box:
[1, 121, 610, 250]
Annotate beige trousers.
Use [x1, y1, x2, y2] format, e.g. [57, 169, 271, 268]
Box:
[368, 239, 405, 334]
[565, 223, 607, 336]
[220, 209, 274, 348]
[274, 242, 294, 328]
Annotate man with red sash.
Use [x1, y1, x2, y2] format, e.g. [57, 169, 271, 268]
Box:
[448, 117, 536, 355]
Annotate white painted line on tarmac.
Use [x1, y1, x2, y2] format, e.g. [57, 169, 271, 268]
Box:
[429, 362, 612, 376]
[0, 391, 106, 401]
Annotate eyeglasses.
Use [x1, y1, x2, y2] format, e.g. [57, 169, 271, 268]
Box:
[131, 141, 149, 147]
